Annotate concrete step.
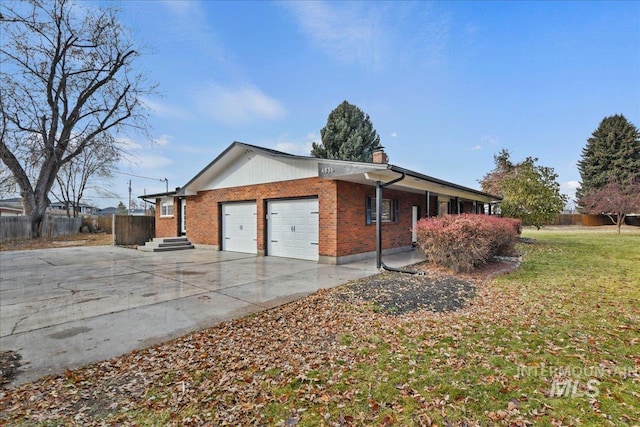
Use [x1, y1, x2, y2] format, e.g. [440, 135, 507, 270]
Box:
[151, 237, 189, 243]
[138, 236, 195, 252]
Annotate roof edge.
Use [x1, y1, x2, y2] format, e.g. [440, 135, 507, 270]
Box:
[389, 165, 502, 201]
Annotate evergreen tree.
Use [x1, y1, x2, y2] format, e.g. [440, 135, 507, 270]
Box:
[311, 101, 381, 162]
[576, 114, 640, 202]
[479, 148, 514, 197]
[117, 201, 128, 215]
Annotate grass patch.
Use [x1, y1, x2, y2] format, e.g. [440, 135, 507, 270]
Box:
[260, 229, 640, 425]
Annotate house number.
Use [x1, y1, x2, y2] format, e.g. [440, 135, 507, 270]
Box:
[320, 166, 335, 174]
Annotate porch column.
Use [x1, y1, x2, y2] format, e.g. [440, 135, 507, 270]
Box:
[376, 181, 382, 269]
[426, 191, 430, 218]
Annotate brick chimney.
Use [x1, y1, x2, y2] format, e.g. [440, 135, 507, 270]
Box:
[372, 146, 388, 164]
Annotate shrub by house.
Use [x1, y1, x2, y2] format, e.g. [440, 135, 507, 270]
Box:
[415, 214, 521, 272]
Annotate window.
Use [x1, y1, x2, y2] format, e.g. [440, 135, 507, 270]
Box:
[366, 197, 399, 224]
[160, 198, 174, 217]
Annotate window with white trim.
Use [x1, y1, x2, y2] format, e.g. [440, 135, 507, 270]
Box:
[160, 198, 174, 217]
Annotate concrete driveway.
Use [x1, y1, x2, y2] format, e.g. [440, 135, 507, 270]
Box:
[0, 245, 424, 386]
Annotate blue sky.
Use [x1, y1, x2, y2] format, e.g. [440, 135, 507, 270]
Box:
[97, 0, 639, 209]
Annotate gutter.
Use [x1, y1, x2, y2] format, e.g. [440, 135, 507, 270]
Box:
[375, 172, 419, 275]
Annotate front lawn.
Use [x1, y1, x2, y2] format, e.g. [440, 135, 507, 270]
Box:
[1, 228, 638, 426]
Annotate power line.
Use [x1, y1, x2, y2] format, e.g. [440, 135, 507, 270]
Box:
[113, 170, 165, 182]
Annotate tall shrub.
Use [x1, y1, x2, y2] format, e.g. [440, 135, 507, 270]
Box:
[415, 214, 521, 272]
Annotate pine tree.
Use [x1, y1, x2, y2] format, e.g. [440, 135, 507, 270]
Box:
[576, 114, 640, 201]
[311, 101, 381, 162]
[479, 148, 514, 197]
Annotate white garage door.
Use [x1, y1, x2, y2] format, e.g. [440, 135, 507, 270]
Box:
[268, 198, 319, 261]
[222, 202, 257, 254]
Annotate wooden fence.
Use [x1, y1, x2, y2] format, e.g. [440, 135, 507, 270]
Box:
[113, 215, 155, 246]
[552, 214, 640, 226]
[96, 216, 113, 233]
[0, 215, 83, 241]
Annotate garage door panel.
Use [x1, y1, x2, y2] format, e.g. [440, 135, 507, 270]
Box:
[268, 199, 319, 261]
[222, 202, 257, 254]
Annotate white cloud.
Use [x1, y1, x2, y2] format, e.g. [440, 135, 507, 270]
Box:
[119, 151, 173, 170]
[153, 134, 172, 147]
[281, 2, 386, 68]
[116, 136, 142, 151]
[561, 180, 580, 193]
[159, 0, 232, 70]
[560, 181, 580, 204]
[272, 132, 317, 156]
[390, 132, 398, 138]
[116, 137, 173, 170]
[196, 83, 287, 126]
[281, 2, 451, 69]
[135, 154, 174, 170]
[471, 145, 482, 151]
[142, 98, 192, 120]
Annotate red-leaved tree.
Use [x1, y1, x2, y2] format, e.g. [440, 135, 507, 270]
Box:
[581, 180, 640, 233]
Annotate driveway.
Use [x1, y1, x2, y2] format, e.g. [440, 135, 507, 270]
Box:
[0, 245, 424, 386]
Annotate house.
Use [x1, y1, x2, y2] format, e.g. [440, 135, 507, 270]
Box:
[48, 201, 98, 216]
[0, 198, 24, 216]
[0, 198, 99, 217]
[141, 142, 501, 265]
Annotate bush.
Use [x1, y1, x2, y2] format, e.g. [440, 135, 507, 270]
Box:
[415, 214, 521, 273]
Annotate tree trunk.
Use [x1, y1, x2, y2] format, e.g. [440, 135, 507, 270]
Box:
[617, 213, 625, 234]
[21, 185, 52, 238]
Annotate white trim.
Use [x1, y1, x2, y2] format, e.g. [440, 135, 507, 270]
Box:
[160, 197, 174, 217]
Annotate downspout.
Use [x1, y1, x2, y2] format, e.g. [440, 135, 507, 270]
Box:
[375, 172, 419, 275]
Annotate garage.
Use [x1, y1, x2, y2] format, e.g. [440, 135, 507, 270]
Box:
[221, 202, 257, 254]
[267, 198, 319, 261]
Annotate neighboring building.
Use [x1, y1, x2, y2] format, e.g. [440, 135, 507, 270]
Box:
[129, 208, 147, 216]
[0, 198, 24, 216]
[48, 201, 98, 216]
[141, 141, 501, 265]
[0, 198, 99, 217]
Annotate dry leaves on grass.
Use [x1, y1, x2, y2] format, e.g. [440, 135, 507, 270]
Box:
[0, 257, 579, 426]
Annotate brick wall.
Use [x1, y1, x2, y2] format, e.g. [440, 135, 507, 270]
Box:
[185, 177, 338, 256]
[336, 181, 426, 257]
[173, 178, 428, 260]
[155, 196, 178, 238]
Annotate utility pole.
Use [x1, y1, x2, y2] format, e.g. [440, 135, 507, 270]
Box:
[128, 180, 132, 215]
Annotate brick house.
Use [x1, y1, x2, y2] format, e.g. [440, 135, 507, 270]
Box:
[142, 141, 501, 265]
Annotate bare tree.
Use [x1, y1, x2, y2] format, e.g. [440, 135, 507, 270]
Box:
[0, 0, 153, 236]
[52, 135, 120, 217]
[581, 179, 640, 234]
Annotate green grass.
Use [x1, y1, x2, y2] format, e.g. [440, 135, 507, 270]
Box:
[263, 228, 640, 425]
